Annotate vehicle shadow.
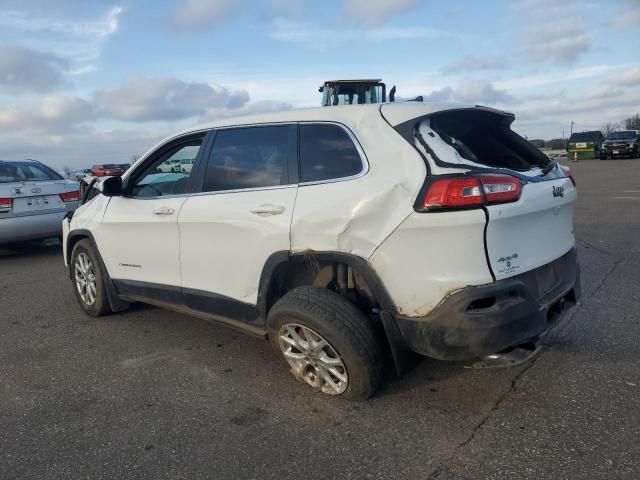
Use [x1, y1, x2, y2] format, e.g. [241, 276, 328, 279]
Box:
[377, 353, 468, 398]
[0, 238, 62, 259]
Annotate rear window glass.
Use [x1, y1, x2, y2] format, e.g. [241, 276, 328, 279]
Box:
[0, 162, 62, 183]
[416, 110, 550, 171]
[202, 126, 292, 192]
[299, 124, 363, 182]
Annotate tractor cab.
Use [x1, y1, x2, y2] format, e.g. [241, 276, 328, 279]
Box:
[320, 79, 396, 107]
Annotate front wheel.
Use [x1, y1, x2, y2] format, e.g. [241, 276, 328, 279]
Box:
[70, 239, 112, 317]
[267, 286, 383, 400]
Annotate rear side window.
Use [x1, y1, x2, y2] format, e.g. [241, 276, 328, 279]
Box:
[202, 126, 292, 192]
[0, 162, 62, 183]
[299, 124, 363, 183]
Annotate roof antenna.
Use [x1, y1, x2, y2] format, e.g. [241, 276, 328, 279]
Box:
[389, 85, 396, 102]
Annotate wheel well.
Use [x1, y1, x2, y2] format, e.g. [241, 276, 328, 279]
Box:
[262, 254, 384, 318]
[66, 233, 88, 264]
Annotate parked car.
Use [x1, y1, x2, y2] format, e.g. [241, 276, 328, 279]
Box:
[156, 158, 182, 173]
[91, 164, 125, 177]
[0, 159, 79, 244]
[62, 103, 580, 400]
[600, 130, 639, 159]
[74, 169, 93, 181]
[117, 163, 131, 173]
[180, 158, 195, 173]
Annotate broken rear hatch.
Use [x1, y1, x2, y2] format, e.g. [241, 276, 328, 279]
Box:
[390, 105, 577, 281]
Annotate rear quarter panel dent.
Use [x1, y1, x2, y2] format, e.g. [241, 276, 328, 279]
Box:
[370, 210, 494, 317]
[290, 113, 426, 259]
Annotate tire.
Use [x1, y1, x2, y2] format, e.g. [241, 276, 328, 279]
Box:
[267, 286, 383, 400]
[70, 239, 112, 317]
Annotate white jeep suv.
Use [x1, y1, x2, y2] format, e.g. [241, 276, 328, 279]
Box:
[62, 103, 580, 400]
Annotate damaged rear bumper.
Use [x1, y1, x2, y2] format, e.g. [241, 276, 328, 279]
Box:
[393, 248, 581, 361]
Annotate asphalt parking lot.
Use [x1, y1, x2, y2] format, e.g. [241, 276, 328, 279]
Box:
[1, 159, 639, 480]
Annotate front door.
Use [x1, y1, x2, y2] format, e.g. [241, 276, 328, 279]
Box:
[96, 134, 206, 289]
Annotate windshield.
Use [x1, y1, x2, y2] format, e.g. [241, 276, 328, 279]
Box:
[607, 131, 636, 140]
[323, 84, 383, 106]
[0, 162, 62, 183]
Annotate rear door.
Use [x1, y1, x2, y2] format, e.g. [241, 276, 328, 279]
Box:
[178, 124, 298, 312]
[485, 176, 576, 279]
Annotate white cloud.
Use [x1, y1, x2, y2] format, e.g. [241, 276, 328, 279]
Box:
[421, 86, 453, 102]
[0, 46, 68, 94]
[169, 0, 235, 33]
[416, 81, 516, 106]
[0, 95, 96, 133]
[344, 0, 425, 26]
[0, 5, 122, 68]
[608, 67, 640, 87]
[94, 77, 251, 122]
[454, 80, 517, 105]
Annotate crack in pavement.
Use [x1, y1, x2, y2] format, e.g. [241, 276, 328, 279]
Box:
[426, 247, 621, 480]
[426, 359, 538, 480]
[576, 238, 615, 257]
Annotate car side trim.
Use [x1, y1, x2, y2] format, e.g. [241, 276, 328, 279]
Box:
[111, 279, 266, 337]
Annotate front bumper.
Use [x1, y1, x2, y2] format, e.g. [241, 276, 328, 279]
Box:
[601, 146, 636, 157]
[394, 248, 581, 361]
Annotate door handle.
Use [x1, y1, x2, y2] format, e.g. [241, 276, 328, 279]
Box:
[153, 206, 175, 216]
[250, 204, 285, 216]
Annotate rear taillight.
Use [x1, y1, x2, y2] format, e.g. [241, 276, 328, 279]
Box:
[59, 190, 80, 202]
[0, 198, 13, 210]
[422, 174, 522, 211]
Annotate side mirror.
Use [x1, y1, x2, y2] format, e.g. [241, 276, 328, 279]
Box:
[99, 176, 123, 197]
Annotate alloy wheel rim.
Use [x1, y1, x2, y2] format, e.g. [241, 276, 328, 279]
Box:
[278, 323, 348, 395]
[74, 252, 97, 305]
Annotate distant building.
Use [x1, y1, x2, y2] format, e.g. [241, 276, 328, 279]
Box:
[567, 131, 604, 160]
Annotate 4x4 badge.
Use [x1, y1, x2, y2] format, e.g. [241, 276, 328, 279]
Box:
[553, 185, 564, 198]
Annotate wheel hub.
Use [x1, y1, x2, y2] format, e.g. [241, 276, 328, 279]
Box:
[278, 323, 348, 395]
[74, 252, 97, 305]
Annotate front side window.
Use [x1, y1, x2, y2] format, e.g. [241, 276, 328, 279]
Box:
[299, 124, 363, 183]
[130, 140, 202, 198]
[202, 126, 291, 192]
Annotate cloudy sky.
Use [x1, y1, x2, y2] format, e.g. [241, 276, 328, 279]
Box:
[0, 0, 639, 169]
